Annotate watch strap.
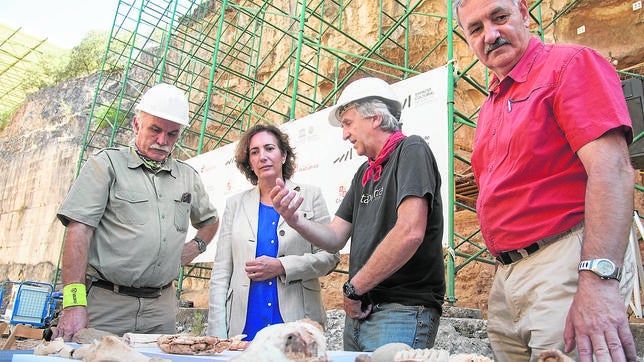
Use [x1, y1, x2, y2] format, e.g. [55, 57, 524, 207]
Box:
[578, 259, 621, 281]
[193, 237, 207, 253]
[578, 260, 593, 270]
[343, 281, 363, 301]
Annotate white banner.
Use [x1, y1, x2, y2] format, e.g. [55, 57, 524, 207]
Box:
[187, 66, 449, 262]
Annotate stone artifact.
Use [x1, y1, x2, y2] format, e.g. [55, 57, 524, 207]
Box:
[75, 335, 170, 362]
[156, 334, 249, 355]
[355, 343, 493, 362]
[71, 327, 117, 344]
[34, 335, 170, 361]
[33, 337, 75, 358]
[231, 319, 329, 362]
[394, 348, 451, 362]
[537, 349, 575, 362]
[368, 342, 412, 362]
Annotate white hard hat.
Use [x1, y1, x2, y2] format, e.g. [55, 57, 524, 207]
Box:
[327, 77, 402, 127]
[134, 83, 190, 126]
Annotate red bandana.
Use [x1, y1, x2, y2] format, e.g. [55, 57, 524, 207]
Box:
[362, 130, 406, 186]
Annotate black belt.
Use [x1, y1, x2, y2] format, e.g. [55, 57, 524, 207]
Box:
[92, 280, 172, 298]
[496, 223, 583, 265]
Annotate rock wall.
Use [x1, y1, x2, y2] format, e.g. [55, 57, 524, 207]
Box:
[552, 0, 644, 68]
[0, 76, 101, 282]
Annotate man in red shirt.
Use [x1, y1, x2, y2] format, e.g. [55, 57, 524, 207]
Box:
[454, 0, 637, 361]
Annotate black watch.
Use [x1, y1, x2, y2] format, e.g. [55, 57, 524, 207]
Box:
[193, 237, 207, 253]
[343, 281, 363, 301]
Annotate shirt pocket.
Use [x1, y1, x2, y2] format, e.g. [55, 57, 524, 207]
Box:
[113, 190, 149, 225]
[301, 279, 323, 322]
[299, 207, 316, 221]
[174, 198, 190, 232]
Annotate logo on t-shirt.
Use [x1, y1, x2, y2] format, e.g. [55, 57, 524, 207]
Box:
[360, 186, 384, 204]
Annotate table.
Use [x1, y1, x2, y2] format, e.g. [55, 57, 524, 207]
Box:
[0, 350, 32, 362]
[6, 348, 365, 362]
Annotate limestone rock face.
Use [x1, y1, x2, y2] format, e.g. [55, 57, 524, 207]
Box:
[0, 76, 99, 282]
[551, 0, 644, 69]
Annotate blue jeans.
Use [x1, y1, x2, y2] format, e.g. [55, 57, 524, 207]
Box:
[343, 302, 441, 352]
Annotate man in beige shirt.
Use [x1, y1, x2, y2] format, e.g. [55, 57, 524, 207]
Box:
[54, 83, 219, 340]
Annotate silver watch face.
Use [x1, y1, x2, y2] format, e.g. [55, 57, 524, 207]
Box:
[596, 259, 615, 276]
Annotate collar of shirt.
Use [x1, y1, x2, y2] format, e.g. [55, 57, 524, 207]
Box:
[125, 146, 176, 175]
[488, 37, 543, 93]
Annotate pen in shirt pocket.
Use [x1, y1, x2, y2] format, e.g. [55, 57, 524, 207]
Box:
[181, 192, 192, 203]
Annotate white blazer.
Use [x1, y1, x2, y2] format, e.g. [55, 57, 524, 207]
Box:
[207, 180, 340, 337]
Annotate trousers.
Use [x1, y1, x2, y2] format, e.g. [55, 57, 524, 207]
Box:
[87, 282, 178, 336]
[487, 225, 635, 362]
[343, 302, 441, 352]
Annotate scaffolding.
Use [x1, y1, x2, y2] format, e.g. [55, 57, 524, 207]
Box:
[0, 25, 63, 120]
[70, 0, 644, 304]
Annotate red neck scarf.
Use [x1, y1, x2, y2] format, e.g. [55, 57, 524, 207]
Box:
[362, 130, 406, 186]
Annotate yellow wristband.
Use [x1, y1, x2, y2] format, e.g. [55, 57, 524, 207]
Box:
[63, 283, 87, 308]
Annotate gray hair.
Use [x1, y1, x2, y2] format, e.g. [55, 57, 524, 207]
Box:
[453, 0, 519, 27]
[353, 98, 402, 132]
[133, 109, 186, 131]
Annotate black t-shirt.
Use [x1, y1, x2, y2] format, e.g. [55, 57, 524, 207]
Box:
[336, 135, 445, 312]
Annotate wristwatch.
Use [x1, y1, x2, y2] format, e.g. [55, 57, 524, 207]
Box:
[342, 281, 363, 301]
[578, 258, 622, 281]
[193, 237, 207, 254]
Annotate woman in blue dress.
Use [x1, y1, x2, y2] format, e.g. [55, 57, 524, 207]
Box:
[207, 124, 339, 340]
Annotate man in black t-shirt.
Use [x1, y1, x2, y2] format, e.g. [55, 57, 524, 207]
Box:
[270, 77, 445, 352]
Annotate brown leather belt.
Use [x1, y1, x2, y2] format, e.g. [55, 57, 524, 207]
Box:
[496, 223, 583, 265]
[92, 280, 172, 298]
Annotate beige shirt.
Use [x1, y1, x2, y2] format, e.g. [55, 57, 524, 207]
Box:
[58, 146, 218, 288]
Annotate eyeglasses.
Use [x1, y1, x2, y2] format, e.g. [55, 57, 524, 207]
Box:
[337, 102, 358, 117]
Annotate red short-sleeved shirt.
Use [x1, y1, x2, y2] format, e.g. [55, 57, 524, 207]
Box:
[472, 38, 632, 256]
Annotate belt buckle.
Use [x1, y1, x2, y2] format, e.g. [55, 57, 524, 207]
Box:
[516, 247, 531, 259]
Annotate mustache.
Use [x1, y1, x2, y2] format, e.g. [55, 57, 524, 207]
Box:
[486, 38, 511, 54]
[150, 144, 170, 153]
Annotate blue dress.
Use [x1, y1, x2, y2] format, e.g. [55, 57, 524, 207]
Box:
[241, 203, 284, 340]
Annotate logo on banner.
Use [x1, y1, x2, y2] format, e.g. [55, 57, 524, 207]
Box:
[399, 87, 436, 110]
[333, 147, 357, 165]
[336, 185, 348, 204]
